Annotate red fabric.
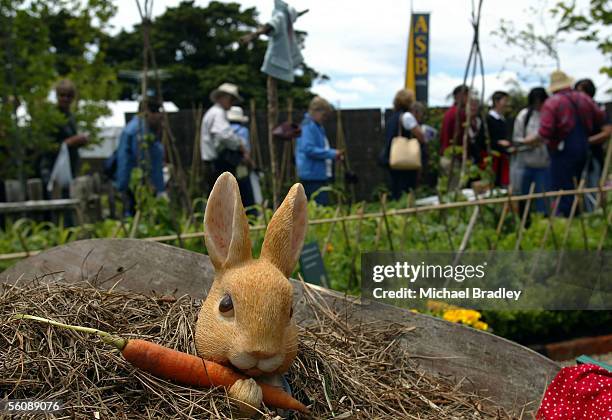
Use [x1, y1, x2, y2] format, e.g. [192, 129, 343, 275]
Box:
[538, 89, 606, 148]
[537, 364, 612, 420]
[440, 105, 466, 154]
[491, 153, 510, 187]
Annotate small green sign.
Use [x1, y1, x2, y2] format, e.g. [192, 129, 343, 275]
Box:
[299, 242, 328, 288]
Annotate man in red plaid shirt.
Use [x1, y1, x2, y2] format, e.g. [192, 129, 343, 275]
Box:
[525, 70, 608, 216]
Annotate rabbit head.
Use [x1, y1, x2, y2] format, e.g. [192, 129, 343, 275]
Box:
[195, 172, 307, 377]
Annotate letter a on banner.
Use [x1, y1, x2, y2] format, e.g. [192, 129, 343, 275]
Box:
[404, 13, 430, 105]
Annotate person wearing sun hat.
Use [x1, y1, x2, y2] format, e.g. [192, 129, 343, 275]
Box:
[200, 83, 247, 193]
[524, 70, 606, 216]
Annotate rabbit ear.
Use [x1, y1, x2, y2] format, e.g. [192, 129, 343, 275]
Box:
[260, 183, 308, 277]
[204, 172, 252, 270]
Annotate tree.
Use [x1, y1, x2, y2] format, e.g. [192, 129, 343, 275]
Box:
[491, 0, 564, 84]
[552, 0, 611, 78]
[105, 1, 323, 109]
[0, 0, 117, 182]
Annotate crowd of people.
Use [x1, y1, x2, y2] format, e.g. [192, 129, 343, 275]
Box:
[33, 70, 611, 220]
[379, 70, 610, 217]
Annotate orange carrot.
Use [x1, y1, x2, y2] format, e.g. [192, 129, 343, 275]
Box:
[122, 339, 309, 413]
[13, 315, 309, 414]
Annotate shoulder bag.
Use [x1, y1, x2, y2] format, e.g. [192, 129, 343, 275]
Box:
[389, 113, 422, 170]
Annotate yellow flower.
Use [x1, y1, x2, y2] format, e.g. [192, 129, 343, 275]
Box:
[473, 321, 489, 331]
[410, 309, 419, 313]
[443, 309, 484, 327]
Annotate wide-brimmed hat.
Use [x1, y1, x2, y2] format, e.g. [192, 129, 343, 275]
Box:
[210, 83, 243, 103]
[548, 70, 574, 93]
[227, 106, 249, 123]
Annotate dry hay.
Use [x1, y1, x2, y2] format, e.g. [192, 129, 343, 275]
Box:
[0, 280, 514, 419]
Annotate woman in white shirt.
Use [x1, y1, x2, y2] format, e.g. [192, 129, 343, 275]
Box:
[383, 89, 425, 200]
[512, 87, 550, 214]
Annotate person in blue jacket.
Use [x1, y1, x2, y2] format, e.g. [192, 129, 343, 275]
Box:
[115, 100, 166, 217]
[295, 96, 344, 205]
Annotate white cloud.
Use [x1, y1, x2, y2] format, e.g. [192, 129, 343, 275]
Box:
[310, 83, 361, 106]
[334, 77, 377, 94]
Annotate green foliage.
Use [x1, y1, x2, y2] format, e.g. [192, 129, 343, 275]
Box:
[0, 185, 610, 345]
[105, 1, 322, 109]
[552, 0, 612, 78]
[0, 0, 117, 180]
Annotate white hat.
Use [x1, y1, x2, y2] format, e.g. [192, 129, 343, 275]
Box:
[210, 83, 243, 103]
[227, 106, 249, 123]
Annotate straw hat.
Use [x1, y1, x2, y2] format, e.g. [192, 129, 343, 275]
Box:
[227, 106, 249, 123]
[548, 70, 574, 93]
[209, 83, 243, 103]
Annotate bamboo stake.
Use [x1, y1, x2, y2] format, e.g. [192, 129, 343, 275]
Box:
[560, 179, 585, 251]
[596, 136, 612, 208]
[347, 203, 364, 290]
[321, 205, 342, 258]
[514, 182, 536, 251]
[574, 179, 590, 250]
[556, 179, 586, 274]
[402, 191, 430, 251]
[493, 186, 515, 249]
[529, 193, 562, 278]
[374, 215, 383, 248]
[379, 193, 395, 251]
[129, 210, 141, 238]
[436, 190, 455, 250]
[597, 208, 612, 252]
[457, 206, 479, 254]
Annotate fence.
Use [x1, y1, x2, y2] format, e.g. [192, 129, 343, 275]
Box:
[1, 185, 609, 262]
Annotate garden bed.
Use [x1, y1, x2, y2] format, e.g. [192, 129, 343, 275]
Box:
[1, 281, 515, 419]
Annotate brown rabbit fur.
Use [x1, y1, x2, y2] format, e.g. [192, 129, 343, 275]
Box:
[195, 172, 307, 382]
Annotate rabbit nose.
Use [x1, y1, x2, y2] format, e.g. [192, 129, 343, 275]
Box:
[249, 350, 276, 359]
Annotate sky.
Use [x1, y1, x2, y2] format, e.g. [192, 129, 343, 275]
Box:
[110, 0, 611, 108]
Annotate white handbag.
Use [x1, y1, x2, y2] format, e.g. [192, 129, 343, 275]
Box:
[389, 114, 421, 170]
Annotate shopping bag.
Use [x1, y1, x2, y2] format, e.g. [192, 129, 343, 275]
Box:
[47, 142, 73, 192]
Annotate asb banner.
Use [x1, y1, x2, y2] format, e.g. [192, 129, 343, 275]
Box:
[405, 13, 430, 105]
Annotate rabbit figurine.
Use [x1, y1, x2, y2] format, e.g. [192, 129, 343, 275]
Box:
[195, 172, 308, 416]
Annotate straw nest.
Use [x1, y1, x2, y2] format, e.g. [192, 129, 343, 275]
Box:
[0, 280, 513, 419]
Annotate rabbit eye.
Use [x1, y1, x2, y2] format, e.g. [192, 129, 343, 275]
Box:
[219, 294, 234, 317]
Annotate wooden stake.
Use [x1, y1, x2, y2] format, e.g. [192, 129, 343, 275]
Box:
[249, 99, 263, 169]
[267, 76, 279, 209]
[321, 205, 342, 258]
[597, 208, 612, 252]
[436, 190, 455, 250]
[348, 204, 366, 290]
[379, 193, 395, 251]
[596, 135, 612, 208]
[515, 182, 536, 251]
[458, 206, 479, 253]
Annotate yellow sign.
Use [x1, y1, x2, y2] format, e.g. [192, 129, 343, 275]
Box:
[405, 13, 430, 104]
